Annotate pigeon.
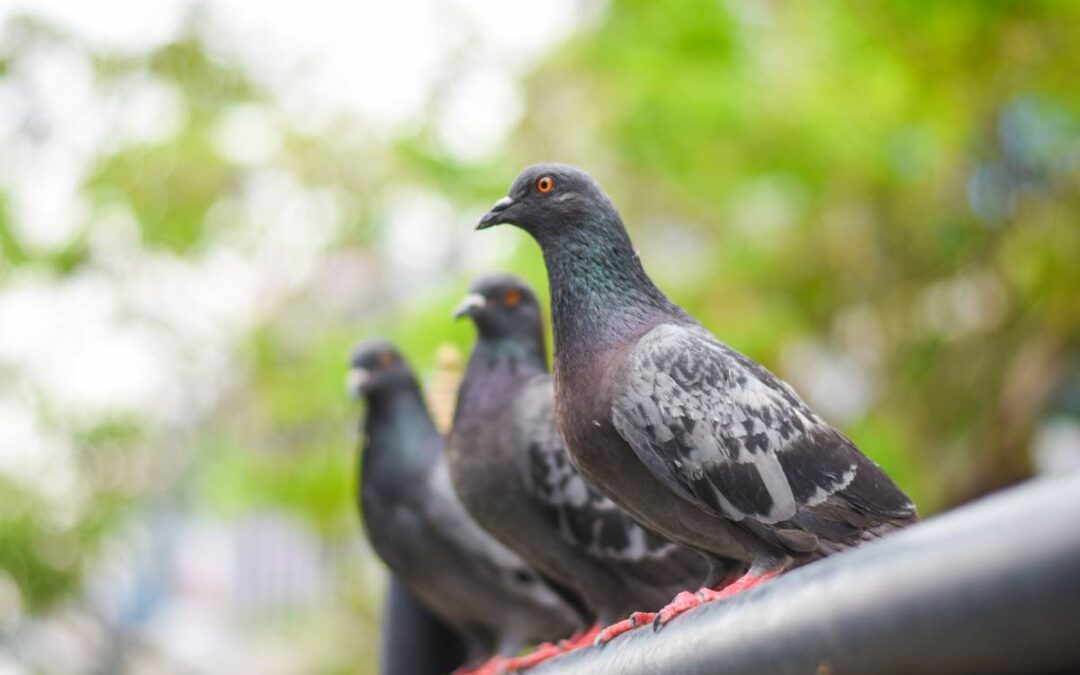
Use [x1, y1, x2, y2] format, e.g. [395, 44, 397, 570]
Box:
[476, 164, 918, 632]
[448, 274, 721, 660]
[349, 339, 581, 671]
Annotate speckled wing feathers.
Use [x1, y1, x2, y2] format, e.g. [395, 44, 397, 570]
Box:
[611, 324, 915, 533]
[516, 378, 680, 562]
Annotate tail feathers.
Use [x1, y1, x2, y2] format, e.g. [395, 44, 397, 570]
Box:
[813, 512, 918, 557]
[785, 498, 918, 559]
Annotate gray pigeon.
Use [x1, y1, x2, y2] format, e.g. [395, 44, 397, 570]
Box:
[477, 164, 918, 630]
[349, 339, 581, 670]
[448, 274, 721, 657]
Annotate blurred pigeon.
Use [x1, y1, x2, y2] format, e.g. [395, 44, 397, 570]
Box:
[448, 274, 720, 662]
[350, 339, 581, 671]
[477, 164, 918, 634]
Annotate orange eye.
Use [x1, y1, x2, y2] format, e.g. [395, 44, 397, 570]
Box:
[535, 176, 554, 193]
[503, 289, 522, 306]
[377, 352, 396, 367]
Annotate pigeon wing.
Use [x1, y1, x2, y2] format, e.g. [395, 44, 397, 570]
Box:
[611, 323, 915, 533]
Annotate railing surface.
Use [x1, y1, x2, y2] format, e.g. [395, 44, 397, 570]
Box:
[530, 473, 1080, 675]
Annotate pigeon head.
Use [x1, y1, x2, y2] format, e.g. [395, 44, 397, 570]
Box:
[452, 273, 544, 344]
[347, 339, 416, 399]
[478, 164, 678, 351]
[476, 163, 626, 247]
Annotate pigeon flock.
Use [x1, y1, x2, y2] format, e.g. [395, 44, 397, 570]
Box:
[349, 164, 918, 674]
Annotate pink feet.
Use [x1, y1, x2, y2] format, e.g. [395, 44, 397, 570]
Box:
[652, 570, 781, 629]
[652, 589, 713, 627]
[500, 642, 563, 673]
[558, 624, 602, 650]
[500, 624, 602, 673]
[593, 611, 657, 645]
[715, 569, 781, 597]
[590, 569, 785, 648]
[499, 571, 784, 670]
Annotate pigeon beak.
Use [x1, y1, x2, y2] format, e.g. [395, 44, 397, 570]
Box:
[452, 293, 487, 320]
[346, 368, 371, 399]
[477, 196, 514, 230]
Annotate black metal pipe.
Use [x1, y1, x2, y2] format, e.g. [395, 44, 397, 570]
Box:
[530, 473, 1080, 675]
[381, 577, 467, 675]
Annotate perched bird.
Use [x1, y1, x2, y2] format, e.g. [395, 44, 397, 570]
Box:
[349, 339, 581, 671]
[477, 164, 918, 634]
[448, 274, 718, 661]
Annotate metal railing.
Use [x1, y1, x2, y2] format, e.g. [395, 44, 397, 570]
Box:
[530, 473, 1080, 675]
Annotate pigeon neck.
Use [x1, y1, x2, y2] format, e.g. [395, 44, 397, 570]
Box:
[454, 338, 546, 423]
[540, 222, 679, 367]
[362, 384, 439, 477]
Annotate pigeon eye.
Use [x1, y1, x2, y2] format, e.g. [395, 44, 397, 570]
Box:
[535, 176, 554, 194]
[377, 352, 396, 367]
[503, 289, 522, 306]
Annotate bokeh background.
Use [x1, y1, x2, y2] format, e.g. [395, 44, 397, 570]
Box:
[1, 1, 1078, 673]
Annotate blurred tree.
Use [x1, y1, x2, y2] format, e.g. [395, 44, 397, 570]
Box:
[0, 12, 390, 673]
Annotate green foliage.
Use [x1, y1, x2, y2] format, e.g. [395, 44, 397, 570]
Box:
[200, 435, 355, 537]
[0, 191, 18, 268]
[0, 469, 129, 612]
[82, 29, 261, 253]
[86, 132, 236, 251]
[0, 478, 84, 610]
[148, 31, 262, 122]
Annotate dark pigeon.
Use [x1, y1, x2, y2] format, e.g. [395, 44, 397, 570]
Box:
[349, 339, 581, 670]
[477, 164, 918, 631]
[448, 275, 720, 656]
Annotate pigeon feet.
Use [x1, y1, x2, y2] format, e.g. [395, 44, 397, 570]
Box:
[593, 611, 657, 646]
[652, 570, 782, 630]
[501, 624, 604, 672]
[652, 589, 710, 628]
[558, 624, 601, 650]
[715, 569, 781, 597]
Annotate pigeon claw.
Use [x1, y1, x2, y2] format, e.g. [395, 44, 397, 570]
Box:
[652, 590, 707, 630]
[594, 611, 657, 646]
[651, 570, 784, 631]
